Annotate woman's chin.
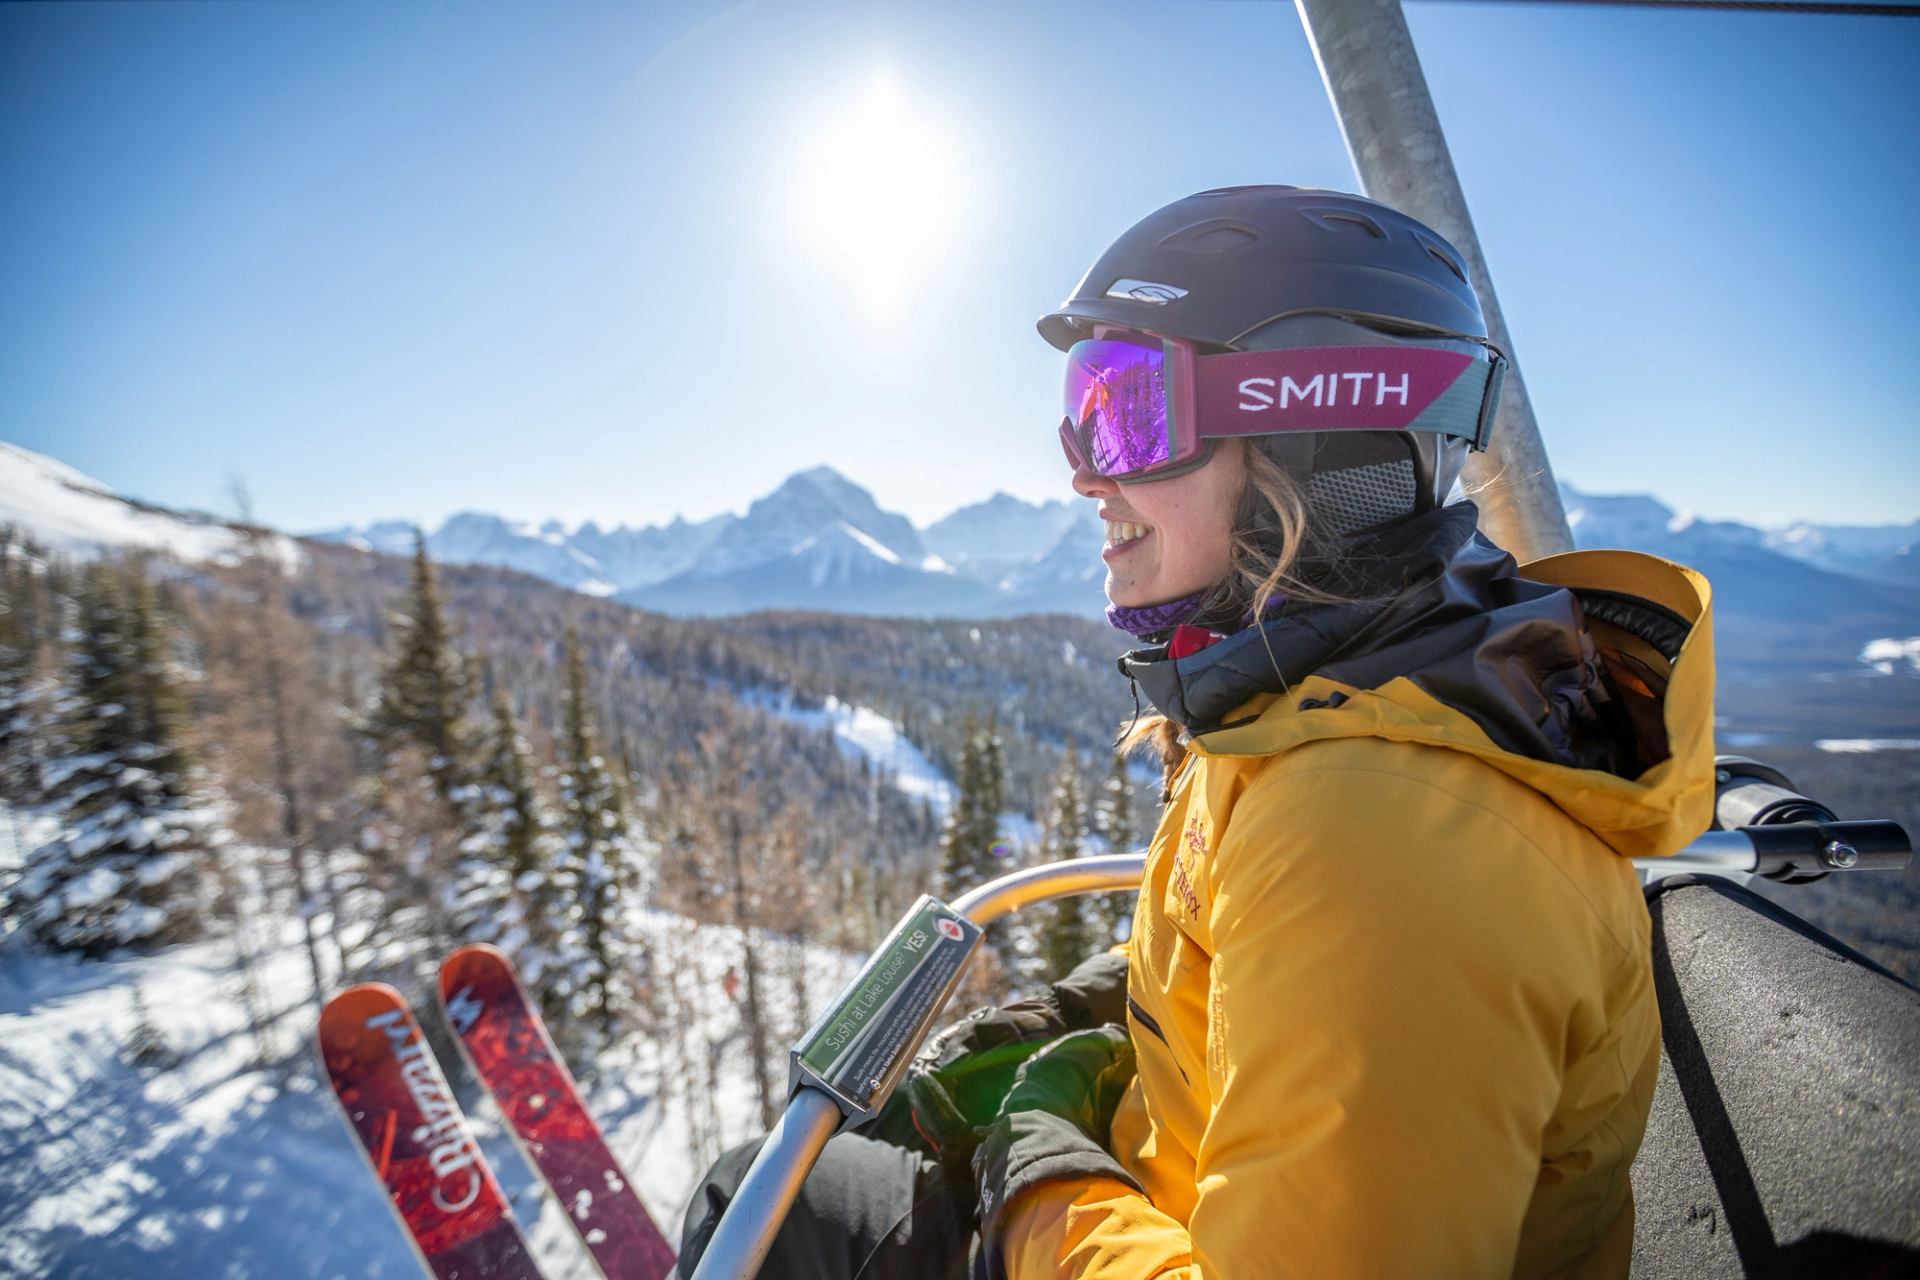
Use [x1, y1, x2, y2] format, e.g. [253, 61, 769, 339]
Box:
[1106, 569, 1192, 610]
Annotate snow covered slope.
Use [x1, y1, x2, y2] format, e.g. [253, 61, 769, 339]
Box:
[0, 802, 860, 1280]
[0, 441, 291, 567]
[755, 692, 957, 815]
[1767, 518, 1920, 588]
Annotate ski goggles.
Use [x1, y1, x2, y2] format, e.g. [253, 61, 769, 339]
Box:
[1059, 330, 1506, 483]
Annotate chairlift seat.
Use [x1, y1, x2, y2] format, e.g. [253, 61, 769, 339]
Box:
[1630, 875, 1920, 1276]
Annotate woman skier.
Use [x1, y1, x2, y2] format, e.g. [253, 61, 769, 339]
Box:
[679, 185, 1716, 1279]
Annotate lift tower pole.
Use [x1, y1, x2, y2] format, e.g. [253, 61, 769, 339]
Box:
[1295, 0, 1575, 560]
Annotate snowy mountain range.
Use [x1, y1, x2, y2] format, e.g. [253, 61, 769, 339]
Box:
[307, 468, 1920, 657]
[1564, 487, 1920, 590]
[310, 466, 1106, 619]
[4, 438, 1916, 678]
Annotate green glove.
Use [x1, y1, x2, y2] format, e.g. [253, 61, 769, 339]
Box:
[857, 951, 1129, 1164]
[998, 1024, 1136, 1147]
[972, 1024, 1141, 1274]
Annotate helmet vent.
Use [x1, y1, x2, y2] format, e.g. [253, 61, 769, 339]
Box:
[1304, 209, 1386, 239]
[1158, 220, 1259, 255]
[1420, 239, 1468, 284]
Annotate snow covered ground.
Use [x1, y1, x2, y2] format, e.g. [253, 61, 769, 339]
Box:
[752, 692, 956, 816]
[0, 442, 295, 569]
[1861, 636, 1920, 677]
[747, 692, 1055, 857]
[0, 803, 863, 1279]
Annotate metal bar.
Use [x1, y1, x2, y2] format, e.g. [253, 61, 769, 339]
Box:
[688, 1086, 843, 1280]
[1294, 0, 1575, 562]
[1635, 830, 1757, 878]
[1409, 0, 1920, 15]
[949, 853, 1148, 928]
[935, 831, 1863, 917]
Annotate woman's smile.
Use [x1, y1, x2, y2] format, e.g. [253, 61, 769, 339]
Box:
[1102, 519, 1152, 559]
[1075, 439, 1245, 607]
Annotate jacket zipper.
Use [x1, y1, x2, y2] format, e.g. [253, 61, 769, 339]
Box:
[1127, 994, 1190, 1085]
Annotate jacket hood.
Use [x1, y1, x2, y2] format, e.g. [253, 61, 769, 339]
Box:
[1119, 505, 1716, 860]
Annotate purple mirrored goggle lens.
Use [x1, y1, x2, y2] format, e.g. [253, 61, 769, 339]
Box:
[1061, 338, 1176, 477]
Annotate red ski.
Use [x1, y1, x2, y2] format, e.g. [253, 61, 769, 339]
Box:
[439, 945, 677, 1280]
[317, 983, 542, 1280]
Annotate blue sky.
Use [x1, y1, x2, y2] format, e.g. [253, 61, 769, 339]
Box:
[3, 0, 1916, 533]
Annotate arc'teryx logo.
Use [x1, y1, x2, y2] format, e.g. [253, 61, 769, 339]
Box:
[1170, 816, 1205, 918]
[1237, 370, 1411, 411]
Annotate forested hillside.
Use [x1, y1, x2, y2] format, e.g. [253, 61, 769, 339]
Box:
[1, 522, 1153, 1072]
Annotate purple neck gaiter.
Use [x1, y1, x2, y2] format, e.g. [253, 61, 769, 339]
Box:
[1107, 589, 1291, 642]
[1107, 590, 1208, 641]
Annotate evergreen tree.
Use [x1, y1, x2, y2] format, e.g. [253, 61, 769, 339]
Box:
[366, 535, 471, 802]
[554, 628, 650, 1057]
[937, 716, 1006, 898]
[979, 717, 1008, 855]
[358, 535, 478, 955]
[1091, 749, 1139, 942]
[451, 686, 572, 977]
[939, 716, 1022, 982]
[1039, 742, 1095, 979]
[14, 564, 209, 955]
[937, 724, 982, 899]
[0, 543, 59, 805]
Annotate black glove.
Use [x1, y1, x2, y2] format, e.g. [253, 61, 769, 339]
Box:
[858, 951, 1128, 1164]
[972, 1024, 1141, 1275]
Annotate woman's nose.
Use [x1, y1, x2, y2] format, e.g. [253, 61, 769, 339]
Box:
[1072, 462, 1117, 499]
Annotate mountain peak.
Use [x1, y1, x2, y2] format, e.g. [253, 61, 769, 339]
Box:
[781, 465, 875, 509]
[718, 467, 924, 570]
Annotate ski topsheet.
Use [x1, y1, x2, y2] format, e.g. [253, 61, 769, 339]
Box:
[439, 945, 677, 1280]
[317, 983, 542, 1280]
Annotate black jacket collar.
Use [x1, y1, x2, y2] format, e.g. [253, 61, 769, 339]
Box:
[1118, 504, 1626, 771]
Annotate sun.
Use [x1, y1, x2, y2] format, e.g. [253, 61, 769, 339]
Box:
[788, 67, 970, 316]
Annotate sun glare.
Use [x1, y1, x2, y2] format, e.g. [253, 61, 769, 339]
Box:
[788, 68, 971, 317]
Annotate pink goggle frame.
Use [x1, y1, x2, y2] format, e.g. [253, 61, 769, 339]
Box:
[1060, 328, 1505, 483]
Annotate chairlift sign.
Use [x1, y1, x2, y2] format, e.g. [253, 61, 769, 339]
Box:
[790, 896, 983, 1125]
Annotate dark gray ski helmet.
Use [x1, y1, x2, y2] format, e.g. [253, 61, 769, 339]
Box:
[1040, 185, 1503, 533]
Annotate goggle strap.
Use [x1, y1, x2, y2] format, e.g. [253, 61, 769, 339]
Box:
[1192, 346, 1498, 447]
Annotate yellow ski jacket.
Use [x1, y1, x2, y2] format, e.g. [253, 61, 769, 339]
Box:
[1004, 532, 1716, 1280]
